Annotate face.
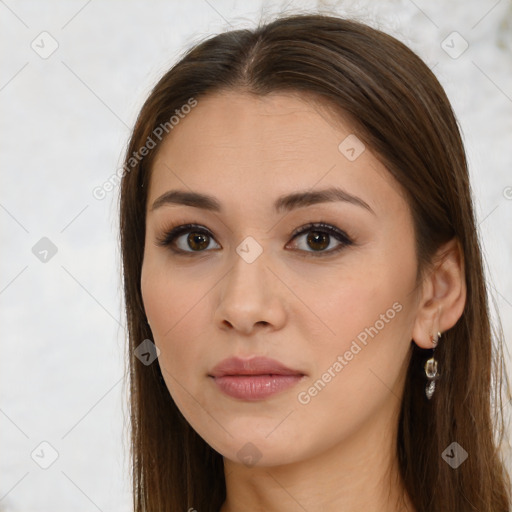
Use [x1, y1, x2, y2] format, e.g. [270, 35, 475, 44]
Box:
[141, 91, 422, 467]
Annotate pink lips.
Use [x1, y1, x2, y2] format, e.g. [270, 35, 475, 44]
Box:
[209, 356, 305, 401]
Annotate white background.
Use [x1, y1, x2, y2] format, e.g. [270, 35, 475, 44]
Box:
[1, 1, 511, 510]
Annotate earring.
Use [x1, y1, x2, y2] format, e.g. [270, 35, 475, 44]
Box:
[424, 331, 441, 399]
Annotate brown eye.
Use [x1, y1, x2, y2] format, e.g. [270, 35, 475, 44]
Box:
[157, 222, 353, 258]
[305, 231, 330, 251]
[186, 232, 210, 251]
[156, 224, 221, 254]
[287, 222, 353, 256]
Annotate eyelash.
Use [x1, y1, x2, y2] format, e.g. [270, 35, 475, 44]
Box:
[155, 222, 354, 258]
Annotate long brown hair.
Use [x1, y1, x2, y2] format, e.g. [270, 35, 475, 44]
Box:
[119, 13, 511, 512]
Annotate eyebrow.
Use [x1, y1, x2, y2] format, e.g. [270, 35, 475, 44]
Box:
[150, 187, 375, 215]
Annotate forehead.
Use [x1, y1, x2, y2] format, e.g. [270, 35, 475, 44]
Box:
[152, 90, 355, 170]
[147, 91, 405, 218]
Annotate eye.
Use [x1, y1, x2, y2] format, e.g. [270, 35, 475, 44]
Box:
[286, 222, 353, 256]
[155, 223, 220, 255]
[156, 221, 353, 257]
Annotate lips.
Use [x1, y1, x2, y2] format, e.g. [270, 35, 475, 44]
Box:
[209, 356, 304, 377]
[209, 356, 305, 401]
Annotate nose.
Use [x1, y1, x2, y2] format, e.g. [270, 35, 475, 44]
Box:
[213, 246, 287, 335]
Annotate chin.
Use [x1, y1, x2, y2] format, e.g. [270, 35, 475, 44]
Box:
[199, 426, 314, 469]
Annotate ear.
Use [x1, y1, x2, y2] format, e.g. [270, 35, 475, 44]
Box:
[412, 238, 467, 349]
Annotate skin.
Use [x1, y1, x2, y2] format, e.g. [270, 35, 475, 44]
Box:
[140, 91, 466, 512]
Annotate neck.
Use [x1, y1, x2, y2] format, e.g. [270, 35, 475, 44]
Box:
[220, 395, 415, 512]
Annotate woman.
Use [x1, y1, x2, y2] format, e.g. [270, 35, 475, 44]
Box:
[119, 13, 511, 512]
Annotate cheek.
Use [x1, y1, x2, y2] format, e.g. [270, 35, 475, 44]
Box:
[140, 257, 215, 387]
[141, 273, 185, 332]
[290, 271, 414, 456]
[297, 260, 407, 354]
[141, 248, 209, 332]
[297, 240, 416, 394]
[141, 262, 223, 445]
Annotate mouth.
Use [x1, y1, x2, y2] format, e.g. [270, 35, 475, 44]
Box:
[208, 356, 306, 401]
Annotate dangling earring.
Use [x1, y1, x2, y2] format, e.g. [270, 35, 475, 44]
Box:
[424, 331, 441, 399]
